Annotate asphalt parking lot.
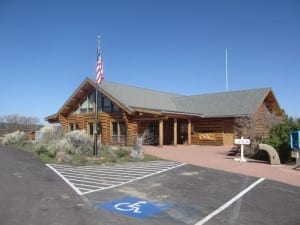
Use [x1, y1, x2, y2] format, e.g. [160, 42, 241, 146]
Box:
[50, 161, 300, 225]
[47, 161, 184, 195]
[1, 145, 300, 225]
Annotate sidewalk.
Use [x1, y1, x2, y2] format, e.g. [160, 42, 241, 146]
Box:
[144, 145, 300, 188]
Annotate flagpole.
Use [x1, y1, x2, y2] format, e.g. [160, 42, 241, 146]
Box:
[94, 36, 101, 156]
[225, 48, 228, 92]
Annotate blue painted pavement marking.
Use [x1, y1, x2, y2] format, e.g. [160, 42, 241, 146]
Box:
[96, 196, 172, 219]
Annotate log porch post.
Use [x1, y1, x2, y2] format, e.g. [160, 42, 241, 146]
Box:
[173, 118, 177, 146]
[159, 119, 164, 147]
[188, 119, 192, 145]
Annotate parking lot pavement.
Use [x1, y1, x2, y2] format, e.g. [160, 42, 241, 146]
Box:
[47, 160, 184, 195]
[83, 164, 300, 225]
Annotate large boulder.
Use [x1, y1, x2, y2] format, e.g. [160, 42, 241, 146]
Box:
[56, 151, 72, 163]
[131, 137, 144, 159]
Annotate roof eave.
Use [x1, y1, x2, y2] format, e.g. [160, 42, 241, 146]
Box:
[202, 114, 252, 118]
[161, 110, 204, 117]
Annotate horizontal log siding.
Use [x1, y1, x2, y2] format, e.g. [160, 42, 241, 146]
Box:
[58, 112, 139, 145]
[126, 119, 138, 146]
[191, 119, 223, 145]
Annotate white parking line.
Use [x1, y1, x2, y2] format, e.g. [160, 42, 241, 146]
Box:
[194, 177, 265, 225]
[47, 161, 185, 196]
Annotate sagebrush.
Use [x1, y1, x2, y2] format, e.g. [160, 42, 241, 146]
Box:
[2, 130, 27, 145]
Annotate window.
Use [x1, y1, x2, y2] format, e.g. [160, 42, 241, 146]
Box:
[119, 122, 126, 144]
[69, 123, 74, 131]
[103, 96, 111, 112]
[69, 123, 79, 131]
[112, 103, 121, 112]
[87, 91, 95, 113]
[88, 122, 94, 136]
[80, 99, 88, 113]
[88, 122, 101, 136]
[111, 122, 126, 145]
[112, 122, 118, 142]
[74, 106, 80, 114]
[73, 91, 121, 114]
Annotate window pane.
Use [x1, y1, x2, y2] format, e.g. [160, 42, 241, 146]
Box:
[112, 135, 118, 143]
[88, 122, 93, 135]
[112, 103, 120, 112]
[112, 122, 118, 135]
[81, 99, 88, 109]
[88, 91, 95, 112]
[103, 96, 111, 112]
[119, 135, 126, 145]
[74, 106, 80, 114]
[119, 122, 126, 135]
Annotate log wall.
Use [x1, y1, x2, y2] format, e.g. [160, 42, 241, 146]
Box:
[191, 118, 223, 145]
[59, 111, 138, 145]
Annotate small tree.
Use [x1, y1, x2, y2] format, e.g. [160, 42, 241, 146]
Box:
[265, 114, 300, 163]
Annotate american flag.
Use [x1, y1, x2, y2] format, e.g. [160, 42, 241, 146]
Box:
[96, 54, 104, 84]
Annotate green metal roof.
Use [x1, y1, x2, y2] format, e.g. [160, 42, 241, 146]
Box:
[97, 78, 274, 117]
[99, 80, 181, 113]
[172, 88, 271, 117]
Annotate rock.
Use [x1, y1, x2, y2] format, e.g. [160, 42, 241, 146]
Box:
[131, 137, 144, 159]
[56, 151, 72, 163]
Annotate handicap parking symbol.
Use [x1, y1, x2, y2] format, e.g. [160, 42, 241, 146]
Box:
[96, 196, 172, 219]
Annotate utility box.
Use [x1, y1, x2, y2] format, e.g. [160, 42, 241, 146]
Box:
[290, 131, 300, 150]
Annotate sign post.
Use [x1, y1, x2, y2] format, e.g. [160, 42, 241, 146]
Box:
[234, 136, 251, 162]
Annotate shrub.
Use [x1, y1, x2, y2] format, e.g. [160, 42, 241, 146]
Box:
[35, 144, 49, 155]
[115, 148, 129, 158]
[39, 124, 63, 144]
[264, 115, 300, 163]
[47, 138, 73, 157]
[64, 130, 93, 155]
[2, 130, 27, 145]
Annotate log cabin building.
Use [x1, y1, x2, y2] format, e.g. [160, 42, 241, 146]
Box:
[45, 77, 283, 146]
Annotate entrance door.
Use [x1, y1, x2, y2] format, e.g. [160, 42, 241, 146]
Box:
[177, 120, 188, 144]
[163, 119, 173, 145]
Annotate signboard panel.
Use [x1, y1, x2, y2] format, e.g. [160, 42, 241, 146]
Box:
[234, 138, 251, 145]
[290, 131, 300, 150]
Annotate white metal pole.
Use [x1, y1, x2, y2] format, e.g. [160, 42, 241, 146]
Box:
[225, 48, 228, 92]
[240, 136, 245, 162]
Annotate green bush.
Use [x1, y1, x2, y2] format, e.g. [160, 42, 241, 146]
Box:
[115, 148, 129, 158]
[35, 144, 49, 155]
[264, 115, 300, 163]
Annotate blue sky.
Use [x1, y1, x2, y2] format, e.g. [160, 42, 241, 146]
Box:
[0, 0, 299, 123]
